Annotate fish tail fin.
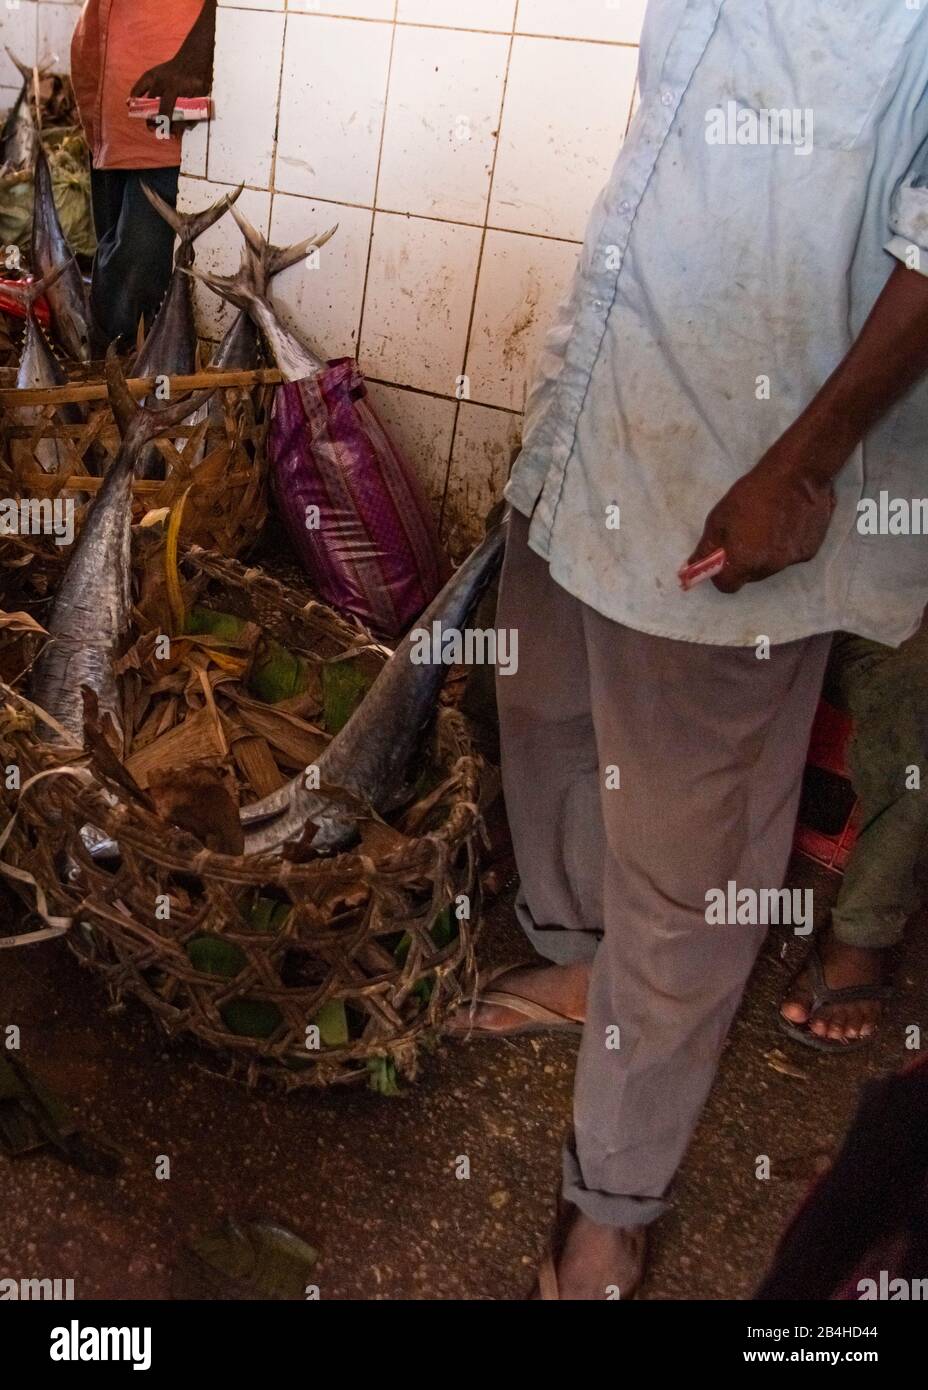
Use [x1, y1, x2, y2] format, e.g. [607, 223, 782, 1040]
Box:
[140, 182, 244, 267]
[0, 258, 71, 315]
[181, 260, 258, 313]
[105, 344, 216, 448]
[267, 224, 338, 281]
[4, 48, 50, 86]
[228, 203, 338, 292]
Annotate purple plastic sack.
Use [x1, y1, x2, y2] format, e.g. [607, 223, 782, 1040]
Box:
[268, 359, 447, 637]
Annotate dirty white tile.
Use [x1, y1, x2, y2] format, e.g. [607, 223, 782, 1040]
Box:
[0, 4, 38, 81]
[396, 0, 515, 30]
[267, 192, 372, 360]
[219, 0, 283, 8]
[466, 228, 578, 411]
[276, 14, 391, 207]
[378, 25, 507, 223]
[517, 0, 647, 44]
[490, 36, 636, 239]
[364, 380, 456, 515]
[444, 401, 521, 554]
[207, 7, 284, 189]
[360, 211, 482, 395]
[177, 176, 272, 341]
[289, 0, 393, 18]
[180, 116, 208, 178]
[37, 2, 77, 69]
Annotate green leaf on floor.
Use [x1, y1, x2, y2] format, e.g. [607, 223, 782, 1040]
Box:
[172, 1220, 319, 1301]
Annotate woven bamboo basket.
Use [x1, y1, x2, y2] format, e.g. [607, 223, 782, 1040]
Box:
[0, 365, 277, 602]
[0, 549, 485, 1090]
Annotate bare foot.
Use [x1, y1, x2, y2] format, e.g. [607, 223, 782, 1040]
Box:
[780, 929, 887, 1042]
[446, 962, 590, 1036]
[536, 1208, 647, 1300]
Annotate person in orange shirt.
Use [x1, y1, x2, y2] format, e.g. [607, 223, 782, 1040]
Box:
[70, 1, 216, 347]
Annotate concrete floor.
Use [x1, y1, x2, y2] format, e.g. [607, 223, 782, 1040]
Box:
[0, 855, 925, 1301]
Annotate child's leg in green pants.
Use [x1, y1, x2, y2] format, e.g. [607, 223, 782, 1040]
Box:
[781, 620, 928, 1042]
[828, 626, 928, 950]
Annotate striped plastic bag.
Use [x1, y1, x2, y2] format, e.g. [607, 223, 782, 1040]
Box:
[268, 359, 447, 637]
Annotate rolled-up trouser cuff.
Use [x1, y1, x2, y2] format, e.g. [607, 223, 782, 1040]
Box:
[514, 888, 601, 967]
[562, 1138, 669, 1229]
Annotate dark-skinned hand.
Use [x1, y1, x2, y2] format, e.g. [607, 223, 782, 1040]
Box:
[686, 446, 837, 594]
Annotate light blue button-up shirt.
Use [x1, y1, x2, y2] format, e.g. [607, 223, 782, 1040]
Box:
[507, 0, 928, 648]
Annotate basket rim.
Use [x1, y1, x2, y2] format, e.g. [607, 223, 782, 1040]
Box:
[0, 549, 484, 892]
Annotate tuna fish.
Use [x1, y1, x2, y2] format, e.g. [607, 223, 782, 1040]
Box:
[184, 204, 338, 381]
[240, 511, 508, 856]
[131, 183, 242, 479]
[1, 263, 83, 475]
[0, 49, 45, 174]
[29, 348, 214, 749]
[31, 146, 91, 362]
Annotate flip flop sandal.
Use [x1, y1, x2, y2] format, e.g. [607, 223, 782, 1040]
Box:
[447, 963, 584, 1039]
[778, 945, 893, 1053]
[531, 1195, 647, 1301]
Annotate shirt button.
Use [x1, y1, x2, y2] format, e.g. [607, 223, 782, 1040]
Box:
[619, 200, 631, 214]
[661, 90, 674, 106]
[594, 300, 604, 309]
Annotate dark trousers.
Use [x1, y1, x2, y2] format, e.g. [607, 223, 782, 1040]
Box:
[89, 165, 179, 350]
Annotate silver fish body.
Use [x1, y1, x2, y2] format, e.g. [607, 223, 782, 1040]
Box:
[29, 349, 215, 749]
[18, 318, 74, 475]
[31, 147, 91, 362]
[29, 446, 134, 745]
[4, 264, 83, 475]
[131, 183, 241, 479]
[1, 50, 41, 173]
[241, 512, 508, 856]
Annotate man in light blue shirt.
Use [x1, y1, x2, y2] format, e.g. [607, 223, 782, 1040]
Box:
[459, 2, 928, 1297]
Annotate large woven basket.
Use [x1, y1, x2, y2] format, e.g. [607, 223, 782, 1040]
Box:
[0, 364, 274, 602]
[0, 550, 484, 1089]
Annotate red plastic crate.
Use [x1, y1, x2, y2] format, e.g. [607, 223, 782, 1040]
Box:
[793, 699, 860, 872]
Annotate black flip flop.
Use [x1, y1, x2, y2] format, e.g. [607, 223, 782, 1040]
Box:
[778, 945, 893, 1053]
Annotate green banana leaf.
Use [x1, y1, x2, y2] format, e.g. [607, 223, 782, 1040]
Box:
[321, 655, 379, 734]
[185, 607, 312, 705]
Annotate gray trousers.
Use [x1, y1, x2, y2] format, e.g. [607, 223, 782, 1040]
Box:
[496, 512, 832, 1227]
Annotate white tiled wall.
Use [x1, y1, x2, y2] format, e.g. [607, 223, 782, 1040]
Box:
[1, 0, 644, 552]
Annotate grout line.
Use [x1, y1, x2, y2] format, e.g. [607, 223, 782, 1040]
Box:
[265, 4, 291, 240]
[440, 7, 519, 530]
[366, 375, 522, 417]
[231, 6, 639, 49]
[190, 165, 587, 245]
[355, 0, 400, 371]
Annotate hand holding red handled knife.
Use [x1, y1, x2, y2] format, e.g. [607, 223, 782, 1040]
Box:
[680, 450, 837, 595]
[678, 548, 727, 591]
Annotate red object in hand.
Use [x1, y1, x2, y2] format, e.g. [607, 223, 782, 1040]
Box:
[678, 547, 727, 592]
[0, 279, 51, 327]
[126, 96, 213, 121]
